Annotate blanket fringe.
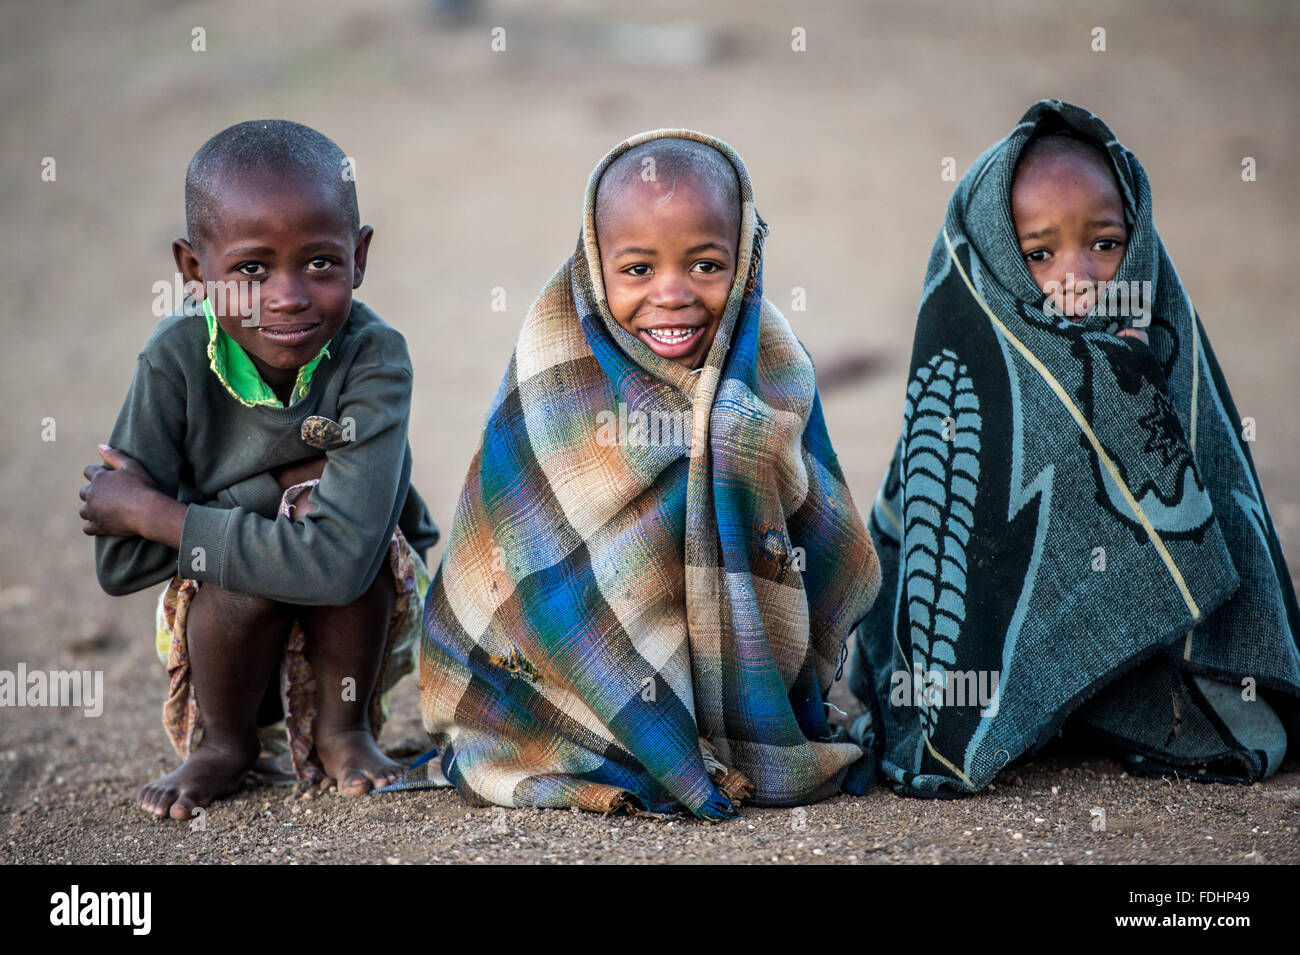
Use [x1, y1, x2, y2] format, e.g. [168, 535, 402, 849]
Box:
[699, 737, 755, 804]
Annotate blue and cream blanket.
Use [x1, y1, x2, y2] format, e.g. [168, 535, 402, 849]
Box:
[848, 100, 1300, 796]
[408, 130, 880, 818]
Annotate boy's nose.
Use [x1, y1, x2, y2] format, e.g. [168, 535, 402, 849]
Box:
[647, 272, 694, 308]
[261, 275, 311, 314]
[1056, 252, 1099, 290]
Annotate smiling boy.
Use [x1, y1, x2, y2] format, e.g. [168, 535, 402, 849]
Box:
[79, 120, 437, 818]
[595, 139, 740, 369]
[409, 130, 878, 818]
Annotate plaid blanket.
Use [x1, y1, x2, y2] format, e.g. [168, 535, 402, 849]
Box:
[411, 129, 880, 818]
[848, 101, 1300, 796]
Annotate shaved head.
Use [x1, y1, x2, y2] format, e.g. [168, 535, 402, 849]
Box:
[1017, 129, 1113, 178]
[595, 138, 740, 236]
[593, 137, 744, 369]
[185, 120, 358, 248]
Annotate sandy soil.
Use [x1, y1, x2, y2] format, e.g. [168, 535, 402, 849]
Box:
[1, 0, 1298, 864]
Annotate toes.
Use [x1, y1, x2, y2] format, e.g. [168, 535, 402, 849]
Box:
[335, 762, 402, 796]
[336, 773, 371, 797]
[363, 765, 399, 785]
[169, 781, 215, 820]
[316, 730, 404, 795]
[138, 783, 171, 816]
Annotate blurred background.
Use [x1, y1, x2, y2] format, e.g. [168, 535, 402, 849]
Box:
[1, 0, 1297, 779]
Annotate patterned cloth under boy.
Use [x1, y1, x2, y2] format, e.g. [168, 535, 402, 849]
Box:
[403, 129, 881, 818]
[848, 100, 1300, 796]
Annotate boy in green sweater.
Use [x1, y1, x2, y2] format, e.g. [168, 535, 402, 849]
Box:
[79, 120, 437, 819]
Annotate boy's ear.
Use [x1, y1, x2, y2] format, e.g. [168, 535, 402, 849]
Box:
[172, 238, 204, 289]
[352, 226, 374, 289]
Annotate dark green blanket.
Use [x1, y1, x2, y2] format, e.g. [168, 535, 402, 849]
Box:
[846, 100, 1300, 796]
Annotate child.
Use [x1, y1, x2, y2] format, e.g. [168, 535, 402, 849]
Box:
[847, 100, 1299, 796]
[79, 120, 437, 819]
[405, 131, 881, 818]
[593, 138, 739, 369]
[1012, 129, 1148, 345]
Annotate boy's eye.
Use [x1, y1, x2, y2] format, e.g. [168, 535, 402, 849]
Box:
[693, 261, 722, 274]
[622, 264, 651, 277]
[236, 262, 267, 276]
[1023, 249, 1050, 264]
[1093, 238, 1124, 252]
[306, 257, 335, 271]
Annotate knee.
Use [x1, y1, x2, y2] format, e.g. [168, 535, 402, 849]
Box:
[345, 553, 395, 615]
[351, 555, 395, 613]
[193, 582, 290, 626]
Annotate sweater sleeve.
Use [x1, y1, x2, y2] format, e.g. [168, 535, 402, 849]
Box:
[93, 355, 188, 596]
[212, 470, 285, 518]
[177, 360, 414, 606]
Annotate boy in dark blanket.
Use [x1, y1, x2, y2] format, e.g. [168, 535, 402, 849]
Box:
[847, 101, 1299, 797]
[79, 120, 437, 818]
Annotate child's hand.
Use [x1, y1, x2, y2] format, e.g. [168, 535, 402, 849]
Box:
[1116, 327, 1149, 346]
[80, 445, 160, 537]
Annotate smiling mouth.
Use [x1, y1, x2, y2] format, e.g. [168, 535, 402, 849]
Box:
[256, 322, 322, 346]
[640, 325, 705, 357]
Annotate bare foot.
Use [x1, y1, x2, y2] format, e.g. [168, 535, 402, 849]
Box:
[314, 727, 402, 796]
[137, 744, 255, 819]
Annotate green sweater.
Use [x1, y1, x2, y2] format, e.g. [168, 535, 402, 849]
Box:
[94, 300, 439, 606]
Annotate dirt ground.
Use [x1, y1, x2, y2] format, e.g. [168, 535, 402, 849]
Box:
[2, 0, 1298, 865]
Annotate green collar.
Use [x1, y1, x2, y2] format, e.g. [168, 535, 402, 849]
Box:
[203, 298, 331, 408]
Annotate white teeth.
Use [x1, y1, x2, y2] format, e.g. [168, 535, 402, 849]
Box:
[647, 327, 699, 344]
